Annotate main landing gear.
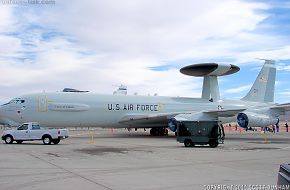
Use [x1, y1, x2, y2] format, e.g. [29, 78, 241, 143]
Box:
[150, 127, 168, 136]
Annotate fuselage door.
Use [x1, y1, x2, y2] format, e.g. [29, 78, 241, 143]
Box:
[38, 95, 48, 112]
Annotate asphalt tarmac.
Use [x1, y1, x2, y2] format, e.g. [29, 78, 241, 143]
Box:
[0, 129, 289, 190]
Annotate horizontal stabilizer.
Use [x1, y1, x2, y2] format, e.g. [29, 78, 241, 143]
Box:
[270, 103, 290, 111]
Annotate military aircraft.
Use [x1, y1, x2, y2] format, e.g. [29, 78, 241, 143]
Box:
[0, 60, 289, 136]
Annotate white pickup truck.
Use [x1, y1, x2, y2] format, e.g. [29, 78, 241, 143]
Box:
[1, 122, 68, 145]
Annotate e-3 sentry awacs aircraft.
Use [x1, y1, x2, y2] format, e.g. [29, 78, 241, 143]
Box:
[0, 60, 289, 136]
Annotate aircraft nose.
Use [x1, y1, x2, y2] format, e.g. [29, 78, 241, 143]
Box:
[0, 105, 20, 126]
[0, 106, 5, 124]
[0, 106, 3, 118]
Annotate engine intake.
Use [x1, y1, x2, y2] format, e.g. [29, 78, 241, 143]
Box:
[168, 118, 178, 132]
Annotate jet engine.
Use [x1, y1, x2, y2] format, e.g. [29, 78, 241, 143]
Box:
[237, 112, 278, 128]
[168, 118, 178, 132]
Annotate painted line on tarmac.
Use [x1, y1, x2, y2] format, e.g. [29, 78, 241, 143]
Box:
[27, 153, 113, 190]
[280, 146, 290, 150]
[69, 132, 100, 137]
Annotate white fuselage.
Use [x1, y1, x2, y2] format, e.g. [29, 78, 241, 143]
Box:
[0, 92, 273, 128]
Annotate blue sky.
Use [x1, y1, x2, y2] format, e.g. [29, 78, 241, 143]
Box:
[0, 0, 290, 104]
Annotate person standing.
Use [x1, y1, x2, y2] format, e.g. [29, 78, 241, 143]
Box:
[286, 122, 289, 132]
[272, 124, 275, 133]
[276, 123, 279, 133]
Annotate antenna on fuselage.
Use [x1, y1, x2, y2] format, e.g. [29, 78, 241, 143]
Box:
[180, 63, 240, 102]
[113, 84, 127, 95]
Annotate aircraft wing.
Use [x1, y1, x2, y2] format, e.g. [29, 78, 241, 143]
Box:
[118, 112, 184, 127]
[270, 103, 290, 111]
[270, 103, 290, 116]
[174, 108, 246, 121]
[204, 108, 246, 117]
[119, 108, 245, 127]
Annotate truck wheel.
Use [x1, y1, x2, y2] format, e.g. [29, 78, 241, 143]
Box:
[184, 139, 193, 147]
[209, 140, 218, 148]
[4, 135, 13, 144]
[42, 135, 52, 145]
[16, 141, 23, 144]
[52, 139, 60, 144]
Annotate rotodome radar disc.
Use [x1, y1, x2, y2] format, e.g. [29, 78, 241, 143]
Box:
[180, 63, 240, 77]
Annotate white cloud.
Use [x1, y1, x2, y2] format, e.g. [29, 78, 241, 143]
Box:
[224, 84, 252, 94]
[277, 64, 290, 71]
[279, 91, 290, 96]
[0, 6, 23, 61]
[236, 45, 290, 64]
[1, 0, 290, 104]
[275, 81, 283, 86]
[35, 0, 269, 60]
[0, 35, 22, 57]
[0, 6, 15, 32]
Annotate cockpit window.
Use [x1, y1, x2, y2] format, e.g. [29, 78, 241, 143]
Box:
[1, 98, 25, 106]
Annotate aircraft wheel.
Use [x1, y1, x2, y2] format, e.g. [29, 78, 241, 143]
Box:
[4, 135, 13, 144]
[42, 135, 52, 145]
[164, 129, 168, 136]
[150, 128, 155, 136]
[157, 128, 162, 136]
[209, 140, 218, 148]
[150, 128, 168, 136]
[158, 128, 168, 136]
[184, 139, 193, 147]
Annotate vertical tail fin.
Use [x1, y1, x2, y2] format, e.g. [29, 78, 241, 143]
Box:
[241, 59, 276, 103]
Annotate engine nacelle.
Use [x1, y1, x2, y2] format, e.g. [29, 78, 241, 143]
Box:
[168, 118, 178, 132]
[237, 112, 278, 128]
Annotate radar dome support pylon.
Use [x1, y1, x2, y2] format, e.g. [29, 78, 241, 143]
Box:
[180, 63, 240, 102]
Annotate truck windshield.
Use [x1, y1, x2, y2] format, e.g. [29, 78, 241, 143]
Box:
[18, 124, 28, 130]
